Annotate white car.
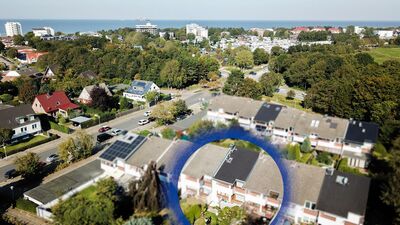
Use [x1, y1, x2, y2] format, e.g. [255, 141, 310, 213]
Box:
[138, 119, 149, 126]
[144, 111, 152, 117]
[46, 154, 59, 163]
[111, 129, 123, 136]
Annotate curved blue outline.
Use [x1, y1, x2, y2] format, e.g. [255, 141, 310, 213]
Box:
[161, 127, 291, 225]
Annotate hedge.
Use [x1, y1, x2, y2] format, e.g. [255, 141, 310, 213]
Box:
[50, 121, 71, 134]
[80, 119, 98, 129]
[0, 134, 59, 158]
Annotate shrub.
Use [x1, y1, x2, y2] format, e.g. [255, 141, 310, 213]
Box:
[50, 121, 71, 134]
[316, 152, 333, 165]
[3, 135, 59, 157]
[80, 119, 98, 129]
[137, 130, 151, 137]
[161, 128, 176, 140]
[337, 158, 362, 175]
[287, 144, 301, 161]
[0, 94, 13, 102]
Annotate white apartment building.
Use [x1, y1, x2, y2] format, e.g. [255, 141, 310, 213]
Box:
[374, 30, 394, 39]
[136, 22, 158, 35]
[186, 23, 208, 40]
[32, 27, 55, 37]
[5, 22, 23, 36]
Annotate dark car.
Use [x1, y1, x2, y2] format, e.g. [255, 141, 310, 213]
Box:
[4, 169, 18, 179]
[97, 133, 113, 143]
[98, 126, 111, 133]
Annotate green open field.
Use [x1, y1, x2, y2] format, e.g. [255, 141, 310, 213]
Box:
[368, 48, 400, 64]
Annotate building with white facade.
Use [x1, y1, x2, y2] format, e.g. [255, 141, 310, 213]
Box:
[186, 23, 208, 40]
[374, 30, 394, 39]
[136, 22, 158, 35]
[32, 27, 55, 37]
[78, 83, 112, 105]
[123, 80, 160, 102]
[5, 22, 23, 37]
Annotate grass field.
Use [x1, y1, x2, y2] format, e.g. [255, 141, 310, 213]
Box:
[367, 47, 400, 64]
[263, 93, 311, 112]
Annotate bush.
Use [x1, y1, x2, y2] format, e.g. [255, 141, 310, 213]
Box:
[50, 121, 71, 134]
[0, 94, 13, 102]
[137, 130, 151, 137]
[287, 144, 301, 161]
[80, 119, 98, 129]
[161, 128, 176, 140]
[316, 152, 333, 165]
[337, 158, 362, 175]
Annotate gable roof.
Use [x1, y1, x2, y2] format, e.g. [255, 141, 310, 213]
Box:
[125, 80, 157, 96]
[0, 104, 38, 129]
[213, 147, 259, 184]
[34, 91, 79, 113]
[254, 103, 283, 123]
[316, 171, 370, 218]
[345, 120, 379, 144]
[83, 83, 112, 97]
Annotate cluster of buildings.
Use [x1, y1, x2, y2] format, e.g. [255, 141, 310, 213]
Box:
[32, 27, 55, 37]
[205, 95, 379, 168]
[186, 23, 209, 41]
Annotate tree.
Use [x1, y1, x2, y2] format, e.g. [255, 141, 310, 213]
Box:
[394, 36, 400, 46]
[234, 49, 254, 69]
[188, 120, 215, 138]
[0, 128, 13, 147]
[144, 91, 158, 103]
[119, 97, 132, 110]
[287, 90, 296, 99]
[96, 177, 117, 201]
[355, 53, 374, 65]
[151, 102, 175, 125]
[13, 35, 25, 45]
[259, 72, 282, 96]
[128, 161, 163, 213]
[90, 86, 114, 111]
[217, 206, 247, 225]
[161, 127, 176, 140]
[172, 99, 189, 118]
[187, 33, 196, 42]
[287, 144, 301, 161]
[58, 131, 93, 163]
[6, 48, 18, 58]
[223, 69, 244, 96]
[316, 152, 332, 165]
[17, 78, 38, 103]
[0, 41, 5, 53]
[270, 46, 284, 56]
[253, 48, 269, 65]
[300, 137, 312, 153]
[236, 78, 263, 100]
[160, 60, 186, 88]
[58, 137, 76, 164]
[14, 152, 42, 179]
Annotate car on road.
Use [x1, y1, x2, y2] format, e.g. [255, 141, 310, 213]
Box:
[138, 119, 150, 126]
[111, 129, 124, 136]
[46, 154, 59, 163]
[144, 111, 152, 117]
[249, 71, 257, 75]
[4, 169, 18, 179]
[97, 133, 113, 143]
[98, 126, 111, 133]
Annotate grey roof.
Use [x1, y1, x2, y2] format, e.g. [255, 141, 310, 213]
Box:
[243, 154, 284, 196]
[109, 84, 130, 93]
[24, 160, 104, 205]
[254, 103, 283, 124]
[273, 107, 302, 130]
[316, 171, 370, 217]
[157, 139, 192, 173]
[125, 80, 156, 96]
[79, 70, 98, 80]
[168, 110, 207, 131]
[214, 147, 259, 184]
[17, 68, 40, 77]
[83, 83, 112, 96]
[126, 136, 172, 167]
[345, 120, 379, 144]
[208, 95, 264, 119]
[182, 144, 230, 179]
[70, 116, 91, 124]
[285, 161, 326, 206]
[0, 104, 38, 129]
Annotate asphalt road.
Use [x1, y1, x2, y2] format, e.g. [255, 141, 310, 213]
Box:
[0, 91, 213, 183]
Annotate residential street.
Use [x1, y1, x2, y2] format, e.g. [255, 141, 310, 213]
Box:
[0, 90, 212, 184]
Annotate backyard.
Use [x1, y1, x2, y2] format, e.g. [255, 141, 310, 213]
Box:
[367, 47, 400, 64]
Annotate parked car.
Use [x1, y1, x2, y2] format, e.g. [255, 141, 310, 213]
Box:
[111, 129, 124, 136]
[4, 169, 18, 179]
[249, 71, 257, 75]
[46, 154, 59, 163]
[97, 133, 113, 143]
[138, 119, 149, 126]
[144, 111, 152, 117]
[98, 126, 111, 133]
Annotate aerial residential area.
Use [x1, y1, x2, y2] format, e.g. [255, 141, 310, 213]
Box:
[0, 1, 399, 225]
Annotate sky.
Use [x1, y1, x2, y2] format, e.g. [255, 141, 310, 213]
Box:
[1, 0, 399, 21]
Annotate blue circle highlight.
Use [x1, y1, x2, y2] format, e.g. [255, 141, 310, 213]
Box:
[161, 127, 291, 225]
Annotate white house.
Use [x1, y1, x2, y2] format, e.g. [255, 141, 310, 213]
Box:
[123, 80, 160, 102]
[374, 30, 394, 39]
[186, 23, 208, 40]
[0, 104, 42, 142]
[78, 83, 112, 105]
[32, 27, 55, 37]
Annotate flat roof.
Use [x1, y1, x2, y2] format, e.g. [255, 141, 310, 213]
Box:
[70, 116, 91, 124]
[208, 95, 264, 119]
[24, 160, 103, 205]
[214, 147, 259, 184]
[316, 171, 370, 217]
[182, 144, 230, 179]
[126, 136, 172, 167]
[157, 139, 193, 173]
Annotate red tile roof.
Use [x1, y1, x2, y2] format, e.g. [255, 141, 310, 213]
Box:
[35, 91, 79, 113]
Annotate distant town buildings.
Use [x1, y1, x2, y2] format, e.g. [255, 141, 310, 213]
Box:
[374, 30, 394, 39]
[159, 31, 175, 39]
[5, 22, 23, 36]
[135, 22, 158, 35]
[186, 23, 208, 40]
[32, 27, 55, 37]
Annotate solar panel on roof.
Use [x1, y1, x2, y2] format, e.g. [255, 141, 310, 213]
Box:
[99, 135, 146, 162]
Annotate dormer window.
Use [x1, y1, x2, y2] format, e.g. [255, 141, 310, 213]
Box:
[57, 101, 60, 105]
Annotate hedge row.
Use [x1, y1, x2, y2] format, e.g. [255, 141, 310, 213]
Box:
[50, 121, 72, 134]
[0, 134, 59, 158]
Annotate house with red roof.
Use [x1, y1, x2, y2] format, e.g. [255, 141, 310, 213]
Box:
[32, 91, 79, 117]
[328, 27, 341, 34]
[291, 27, 310, 34]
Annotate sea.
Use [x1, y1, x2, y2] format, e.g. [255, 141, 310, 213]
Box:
[0, 19, 399, 35]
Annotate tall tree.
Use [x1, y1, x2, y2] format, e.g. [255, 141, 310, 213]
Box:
[223, 69, 244, 96]
[234, 49, 254, 69]
[0, 128, 13, 147]
[160, 60, 186, 88]
[90, 86, 114, 111]
[253, 48, 269, 65]
[259, 72, 283, 96]
[14, 152, 42, 179]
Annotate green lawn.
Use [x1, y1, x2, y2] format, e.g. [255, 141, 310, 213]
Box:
[15, 198, 38, 213]
[78, 185, 98, 200]
[2, 135, 47, 153]
[263, 93, 311, 112]
[367, 47, 400, 64]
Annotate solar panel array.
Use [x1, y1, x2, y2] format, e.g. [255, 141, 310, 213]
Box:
[100, 135, 146, 162]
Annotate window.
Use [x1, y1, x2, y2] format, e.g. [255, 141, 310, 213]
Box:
[32, 124, 37, 129]
[304, 201, 316, 210]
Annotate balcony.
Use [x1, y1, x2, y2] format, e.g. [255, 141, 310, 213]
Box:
[233, 186, 246, 194]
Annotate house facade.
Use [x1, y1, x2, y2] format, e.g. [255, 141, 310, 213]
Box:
[123, 80, 160, 102]
[32, 91, 79, 117]
[0, 104, 42, 141]
[78, 83, 112, 105]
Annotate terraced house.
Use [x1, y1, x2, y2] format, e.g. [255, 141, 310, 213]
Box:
[207, 95, 379, 168]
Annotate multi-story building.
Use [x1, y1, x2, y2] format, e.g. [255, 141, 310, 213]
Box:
[123, 80, 160, 102]
[32, 27, 55, 37]
[186, 23, 208, 40]
[136, 22, 158, 35]
[207, 95, 379, 168]
[5, 22, 23, 37]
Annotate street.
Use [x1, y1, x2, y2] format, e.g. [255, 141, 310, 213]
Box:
[0, 90, 212, 183]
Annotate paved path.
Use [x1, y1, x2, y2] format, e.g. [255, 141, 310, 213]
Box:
[5, 208, 50, 225]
